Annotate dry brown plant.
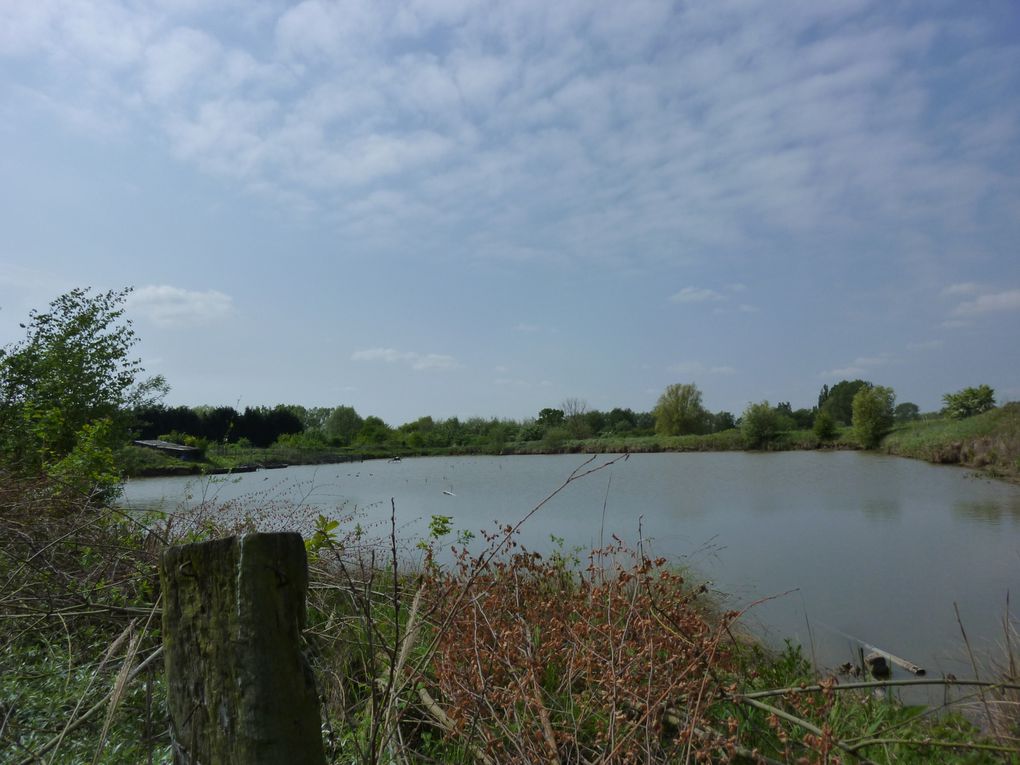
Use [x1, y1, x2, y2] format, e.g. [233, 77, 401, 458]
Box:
[422, 536, 739, 764]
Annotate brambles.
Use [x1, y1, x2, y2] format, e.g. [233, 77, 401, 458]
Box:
[425, 539, 736, 763]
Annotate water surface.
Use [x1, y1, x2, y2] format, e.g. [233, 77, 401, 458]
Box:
[123, 451, 1020, 680]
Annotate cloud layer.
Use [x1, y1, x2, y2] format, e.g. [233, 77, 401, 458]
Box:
[127, 285, 234, 327]
[4, 0, 1018, 270]
[351, 347, 458, 371]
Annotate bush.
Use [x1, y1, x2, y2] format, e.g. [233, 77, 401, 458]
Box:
[541, 427, 569, 451]
[942, 385, 995, 419]
[741, 401, 791, 449]
[852, 385, 895, 448]
[813, 410, 837, 441]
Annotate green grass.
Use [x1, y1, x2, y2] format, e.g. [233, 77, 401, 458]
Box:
[881, 403, 1020, 481]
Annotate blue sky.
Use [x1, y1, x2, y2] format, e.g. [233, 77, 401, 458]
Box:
[1, 0, 1018, 424]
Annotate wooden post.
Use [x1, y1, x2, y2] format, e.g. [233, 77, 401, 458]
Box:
[161, 532, 325, 764]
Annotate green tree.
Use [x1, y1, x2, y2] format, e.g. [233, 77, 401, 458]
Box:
[537, 407, 565, 430]
[851, 385, 895, 448]
[324, 405, 364, 445]
[710, 410, 737, 432]
[654, 383, 709, 436]
[355, 415, 392, 445]
[820, 379, 870, 425]
[741, 401, 788, 449]
[0, 287, 166, 488]
[894, 402, 920, 423]
[941, 385, 995, 419]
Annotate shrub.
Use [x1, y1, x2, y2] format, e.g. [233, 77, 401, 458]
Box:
[813, 410, 837, 441]
[741, 401, 791, 449]
[942, 385, 996, 419]
[851, 385, 895, 448]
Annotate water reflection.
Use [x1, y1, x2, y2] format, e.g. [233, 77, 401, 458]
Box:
[860, 498, 900, 519]
[953, 498, 1020, 525]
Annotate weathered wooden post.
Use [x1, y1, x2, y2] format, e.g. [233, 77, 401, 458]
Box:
[161, 532, 325, 764]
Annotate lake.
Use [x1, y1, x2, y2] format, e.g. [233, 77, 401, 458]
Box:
[122, 451, 1020, 682]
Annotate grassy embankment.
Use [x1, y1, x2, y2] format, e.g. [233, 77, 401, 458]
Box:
[117, 428, 844, 477]
[3, 462, 1018, 763]
[881, 402, 1020, 482]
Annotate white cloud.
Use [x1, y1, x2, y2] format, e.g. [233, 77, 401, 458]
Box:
[952, 289, 1020, 316]
[514, 323, 541, 333]
[669, 287, 725, 304]
[668, 361, 736, 376]
[908, 339, 942, 351]
[351, 347, 459, 371]
[820, 366, 866, 378]
[819, 353, 895, 379]
[143, 27, 222, 102]
[128, 285, 234, 327]
[942, 282, 982, 296]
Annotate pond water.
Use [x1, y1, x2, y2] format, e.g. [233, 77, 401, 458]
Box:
[122, 451, 1020, 682]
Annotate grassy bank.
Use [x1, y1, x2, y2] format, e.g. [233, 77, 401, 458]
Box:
[119, 427, 855, 478]
[3, 466, 1017, 763]
[880, 403, 1020, 482]
[118, 405, 1020, 487]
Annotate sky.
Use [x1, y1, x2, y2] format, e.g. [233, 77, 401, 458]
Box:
[1, 0, 1018, 425]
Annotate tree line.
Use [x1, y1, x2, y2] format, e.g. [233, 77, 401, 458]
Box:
[0, 288, 1002, 498]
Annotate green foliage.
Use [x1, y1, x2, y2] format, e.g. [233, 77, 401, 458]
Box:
[541, 426, 569, 451]
[852, 385, 896, 448]
[813, 410, 837, 441]
[0, 287, 166, 495]
[325, 405, 364, 445]
[355, 415, 393, 445]
[46, 418, 122, 501]
[274, 430, 330, 449]
[710, 410, 737, 432]
[654, 382, 709, 436]
[942, 384, 996, 419]
[894, 402, 921, 422]
[305, 514, 341, 562]
[536, 407, 565, 429]
[741, 401, 791, 449]
[777, 401, 815, 429]
[820, 379, 871, 425]
[427, 513, 453, 539]
[882, 402, 1020, 480]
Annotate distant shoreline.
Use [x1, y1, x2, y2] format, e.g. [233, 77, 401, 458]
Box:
[123, 403, 1019, 485]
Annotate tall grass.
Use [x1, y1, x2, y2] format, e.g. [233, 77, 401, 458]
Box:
[881, 403, 1020, 480]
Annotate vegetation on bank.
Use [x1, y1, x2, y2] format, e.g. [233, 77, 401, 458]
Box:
[881, 402, 1020, 481]
[4, 467, 1018, 763]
